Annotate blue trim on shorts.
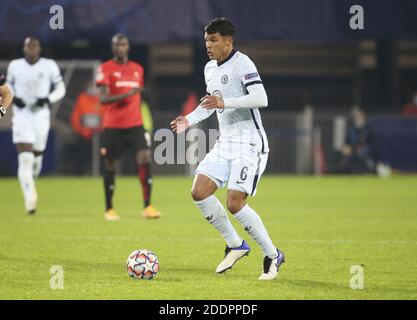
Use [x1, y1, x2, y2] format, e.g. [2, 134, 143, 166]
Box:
[250, 153, 262, 196]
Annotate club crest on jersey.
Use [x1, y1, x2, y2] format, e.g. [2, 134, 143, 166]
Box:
[221, 74, 228, 84]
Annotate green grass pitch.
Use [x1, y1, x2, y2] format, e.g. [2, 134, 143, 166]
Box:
[0, 175, 416, 300]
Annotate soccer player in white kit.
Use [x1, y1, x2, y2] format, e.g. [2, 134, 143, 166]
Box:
[7, 37, 66, 214]
[171, 18, 285, 280]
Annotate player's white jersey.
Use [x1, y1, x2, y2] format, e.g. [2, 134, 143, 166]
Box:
[7, 58, 62, 108]
[204, 50, 269, 153]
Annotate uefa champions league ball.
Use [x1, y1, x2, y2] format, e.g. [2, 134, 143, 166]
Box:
[126, 249, 159, 280]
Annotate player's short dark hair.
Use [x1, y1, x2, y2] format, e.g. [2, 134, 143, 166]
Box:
[24, 36, 41, 44]
[112, 33, 129, 43]
[204, 18, 235, 37]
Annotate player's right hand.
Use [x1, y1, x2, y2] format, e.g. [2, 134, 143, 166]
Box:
[170, 115, 190, 134]
[13, 97, 25, 108]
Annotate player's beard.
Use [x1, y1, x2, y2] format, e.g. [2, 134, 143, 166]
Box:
[25, 55, 40, 65]
[114, 54, 128, 63]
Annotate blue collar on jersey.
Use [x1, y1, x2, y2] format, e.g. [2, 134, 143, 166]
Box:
[217, 49, 237, 67]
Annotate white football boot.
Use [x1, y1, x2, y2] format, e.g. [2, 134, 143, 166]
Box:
[25, 188, 38, 215]
[216, 240, 251, 273]
[258, 249, 285, 280]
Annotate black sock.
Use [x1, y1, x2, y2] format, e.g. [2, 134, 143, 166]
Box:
[138, 163, 152, 208]
[103, 168, 115, 211]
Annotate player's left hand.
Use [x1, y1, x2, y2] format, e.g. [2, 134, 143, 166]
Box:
[36, 97, 50, 107]
[200, 95, 224, 110]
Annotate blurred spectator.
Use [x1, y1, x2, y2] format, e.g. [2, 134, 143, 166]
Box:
[339, 108, 376, 174]
[141, 100, 154, 134]
[181, 91, 199, 116]
[401, 91, 417, 117]
[70, 81, 104, 174]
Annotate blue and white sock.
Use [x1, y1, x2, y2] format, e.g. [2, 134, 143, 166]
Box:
[194, 195, 242, 248]
[234, 205, 277, 259]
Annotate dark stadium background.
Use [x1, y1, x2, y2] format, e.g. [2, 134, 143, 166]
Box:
[1, 0, 417, 176]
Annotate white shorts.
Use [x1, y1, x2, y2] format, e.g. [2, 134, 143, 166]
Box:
[12, 107, 50, 151]
[195, 141, 268, 196]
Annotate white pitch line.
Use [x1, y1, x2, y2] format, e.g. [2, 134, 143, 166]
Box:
[13, 236, 417, 245]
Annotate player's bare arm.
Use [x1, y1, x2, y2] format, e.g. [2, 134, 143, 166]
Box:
[0, 83, 13, 108]
[0, 74, 13, 119]
[98, 85, 143, 105]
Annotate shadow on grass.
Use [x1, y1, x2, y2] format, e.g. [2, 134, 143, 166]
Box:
[278, 279, 349, 290]
[276, 279, 417, 297]
[0, 254, 120, 273]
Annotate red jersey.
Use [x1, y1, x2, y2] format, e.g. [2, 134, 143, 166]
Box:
[96, 59, 144, 128]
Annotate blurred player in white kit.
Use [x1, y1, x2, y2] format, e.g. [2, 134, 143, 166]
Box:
[7, 37, 66, 214]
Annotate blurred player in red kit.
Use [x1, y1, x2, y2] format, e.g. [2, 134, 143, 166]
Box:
[96, 33, 161, 220]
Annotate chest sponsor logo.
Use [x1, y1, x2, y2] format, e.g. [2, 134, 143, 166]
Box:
[115, 81, 139, 88]
[113, 72, 122, 77]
